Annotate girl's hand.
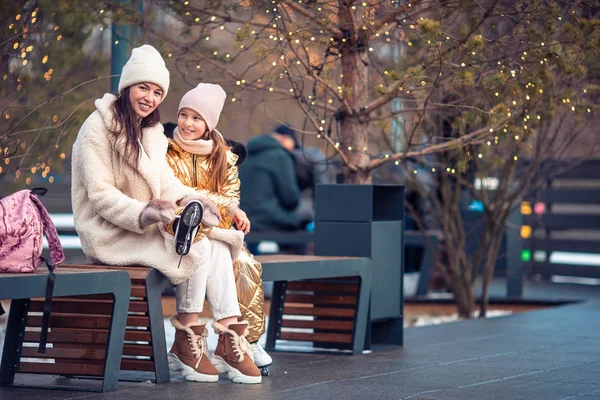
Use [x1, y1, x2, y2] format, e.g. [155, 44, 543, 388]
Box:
[233, 208, 251, 234]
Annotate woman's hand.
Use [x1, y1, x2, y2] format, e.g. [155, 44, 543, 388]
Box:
[233, 208, 251, 234]
[140, 199, 176, 228]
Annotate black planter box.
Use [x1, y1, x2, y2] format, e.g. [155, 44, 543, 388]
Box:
[314, 184, 405, 324]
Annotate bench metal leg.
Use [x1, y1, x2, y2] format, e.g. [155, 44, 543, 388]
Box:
[0, 299, 29, 386]
[266, 281, 287, 352]
[102, 282, 131, 392]
[146, 269, 172, 384]
[352, 266, 372, 355]
[370, 318, 403, 346]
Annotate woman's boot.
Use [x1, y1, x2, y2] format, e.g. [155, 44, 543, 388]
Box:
[168, 317, 219, 382]
[211, 321, 262, 384]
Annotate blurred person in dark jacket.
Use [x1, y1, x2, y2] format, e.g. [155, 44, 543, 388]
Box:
[239, 126, 301, 232]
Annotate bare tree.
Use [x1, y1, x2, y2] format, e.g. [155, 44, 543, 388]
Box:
[4, 0, 599, 316]
[140, 0, 598, 316]
[131, 0, 599, 179]
[0, 0, 108, 185]
[394, 108, 599, 317]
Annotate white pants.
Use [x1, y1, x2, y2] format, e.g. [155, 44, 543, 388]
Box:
[175, 238, 241, 321]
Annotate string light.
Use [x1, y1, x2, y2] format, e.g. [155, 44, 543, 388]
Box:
[4, 0, 592, 184]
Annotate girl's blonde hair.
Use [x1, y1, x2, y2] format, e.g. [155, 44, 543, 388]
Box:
[204, 129, 230, 193]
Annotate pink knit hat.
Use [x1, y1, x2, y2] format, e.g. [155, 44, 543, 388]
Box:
[178, 83, 226, 133]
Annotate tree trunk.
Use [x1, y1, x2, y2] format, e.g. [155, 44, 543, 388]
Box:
[338, 0, 371, 184]
[441, 210, 475, 318]
[479, 216, 509, 317]
[447, 259, 475, 318]
[449, 251, 475, 318]
[438, 174, 476, 318]
[455, 285, 475, 318]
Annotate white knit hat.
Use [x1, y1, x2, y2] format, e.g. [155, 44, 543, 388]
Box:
[118, 44, 170, 100]
[178, 83, 226, 133]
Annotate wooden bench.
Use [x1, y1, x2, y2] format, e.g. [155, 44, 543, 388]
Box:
[22, 265, 175, 385]
[257, 255, 371, 355]
[0, 268, 131, 392]
[9, 255, 371, 385]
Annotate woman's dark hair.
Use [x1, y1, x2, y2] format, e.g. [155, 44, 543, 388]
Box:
[110, 86, 161, 166]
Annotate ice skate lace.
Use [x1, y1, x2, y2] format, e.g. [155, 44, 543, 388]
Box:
[230, 334, 254, 363]
[188, 329, 209, 368]
[250, 342, 266, 357]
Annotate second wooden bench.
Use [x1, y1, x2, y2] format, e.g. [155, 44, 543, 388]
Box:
[10, 255, 371, 384]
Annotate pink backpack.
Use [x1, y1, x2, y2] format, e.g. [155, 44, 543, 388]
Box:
[0, 188, 65, 352]
[0, 188, 64, 272]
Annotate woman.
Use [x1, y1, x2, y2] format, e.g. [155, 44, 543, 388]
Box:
[165, 83, 272, 375]
[71, 45, 261, 384]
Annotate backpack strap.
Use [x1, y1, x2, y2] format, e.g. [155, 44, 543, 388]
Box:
[29, 188, 62, 353]
[29, 190, 65, 267]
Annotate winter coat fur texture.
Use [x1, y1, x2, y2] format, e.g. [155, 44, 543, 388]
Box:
[71, 93, 204, 285]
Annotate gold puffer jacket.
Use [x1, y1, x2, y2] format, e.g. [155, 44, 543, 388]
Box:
[165, 139, 266, 342]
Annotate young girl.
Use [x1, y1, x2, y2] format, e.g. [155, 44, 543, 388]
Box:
[71, 45, 261, 384]
[165, 83, 272, 374]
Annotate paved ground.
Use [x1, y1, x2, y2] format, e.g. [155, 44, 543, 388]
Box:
[2, 296, 599, 400]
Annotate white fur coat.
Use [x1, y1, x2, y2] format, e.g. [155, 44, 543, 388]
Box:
[71, 93, 204, 284]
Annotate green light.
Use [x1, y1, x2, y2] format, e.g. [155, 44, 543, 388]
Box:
[521, 249, 532, 262]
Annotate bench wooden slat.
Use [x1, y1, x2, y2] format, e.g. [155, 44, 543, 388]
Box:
[21, 333, 154, 358]
[283, 306, 355, 318]
[18, 362, 104, 376]
[281, 319, 354, 331]
[54, 285, 147, 299]
[24, 330, 108, 345]
[284, 293, 357, 306]
[120, 359, 156, 372]
[28, 299, 148, 314]
[27, 314, 150, 329]
[122, 344, 154, 357]
[21, 346, 106, 360]
[29, 300, 112, 315]
[24, 328, 152, 344]
[123, 329, 152, 342]
[279, 331, 353, 344]
[131, 285, 147, 298]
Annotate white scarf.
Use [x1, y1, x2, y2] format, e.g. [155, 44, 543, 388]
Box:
[173, 127, 213, 155]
